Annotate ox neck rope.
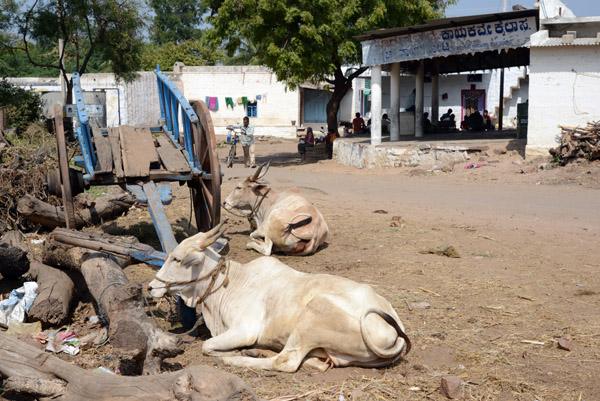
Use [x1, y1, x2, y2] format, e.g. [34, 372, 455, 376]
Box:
[154, 257, 230, 305]
[226, 187, 271, 224]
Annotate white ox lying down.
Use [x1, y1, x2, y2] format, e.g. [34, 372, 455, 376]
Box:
[223, 162, 328, 256]
[148, 219, 411, 372]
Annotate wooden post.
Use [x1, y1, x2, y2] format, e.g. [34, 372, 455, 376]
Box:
[54, 104, 76, 229]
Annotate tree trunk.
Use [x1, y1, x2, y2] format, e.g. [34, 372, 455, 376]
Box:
[28, 260, 75, 328]
[42, 228, 149, 270]
[0, 231, 76, 327]
[326, 66, 368, 133]
[78, 253, 183, 375]
[0, 331, 262, 401]
[0, 232, 30, 279]
[17, 193, 134, 229]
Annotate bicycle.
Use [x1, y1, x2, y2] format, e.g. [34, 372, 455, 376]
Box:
[225, 126, 245, 168]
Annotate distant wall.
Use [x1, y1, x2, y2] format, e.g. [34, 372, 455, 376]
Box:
[528, 45, 600, 157]
[177, 65, 299, 138]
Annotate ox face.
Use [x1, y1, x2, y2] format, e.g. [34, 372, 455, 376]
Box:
[223, 161, 270, 213]
[148, 220, 228, 307]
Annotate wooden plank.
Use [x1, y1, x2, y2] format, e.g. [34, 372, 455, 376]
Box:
[156, 135, 190, 173]
[119, 126, 158, 178]
[107, 127, 124, 178]
[92, 128, 113, 173]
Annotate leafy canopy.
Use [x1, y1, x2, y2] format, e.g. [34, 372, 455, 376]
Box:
[148, 0, 206, 44]
[141, 39, 222, 71]
[2, 0, 145, 82]
[207, 0, 453, 88]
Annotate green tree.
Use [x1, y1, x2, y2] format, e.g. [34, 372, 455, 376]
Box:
[207, 0, 454, 131]
[141, 39, 222, 71]
[0, 79, 44, 132]
[2, 0, 145, 102]
[148, 0, 206, 45]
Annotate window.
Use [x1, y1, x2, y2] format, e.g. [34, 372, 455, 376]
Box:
[246, 102, 257, 118]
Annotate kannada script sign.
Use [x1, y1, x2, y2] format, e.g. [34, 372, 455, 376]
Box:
[361, 16, 537, 66]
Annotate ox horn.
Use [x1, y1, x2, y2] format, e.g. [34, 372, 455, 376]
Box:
[249, 160, 270, 182]
[201, 225, 228, 249]
[204, 217, 229, 238]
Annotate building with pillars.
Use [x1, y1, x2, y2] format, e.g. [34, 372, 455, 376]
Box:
[347, 0, 600, 162]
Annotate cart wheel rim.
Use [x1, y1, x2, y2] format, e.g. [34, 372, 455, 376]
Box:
[190, 100, 221, 232]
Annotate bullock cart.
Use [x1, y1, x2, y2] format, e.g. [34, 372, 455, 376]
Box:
[48, 66, 221, 257]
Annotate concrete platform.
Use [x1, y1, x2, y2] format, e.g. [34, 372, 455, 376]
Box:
[334, 130, 526, 169]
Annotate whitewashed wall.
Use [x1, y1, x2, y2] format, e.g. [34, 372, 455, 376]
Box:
[178, 66, 300, 138]
[528, 45, 600, 157]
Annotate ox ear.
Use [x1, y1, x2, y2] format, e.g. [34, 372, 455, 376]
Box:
[209, 237, 228, 254]
[181, 250, 204, 269]
[251, 183, 267, 193]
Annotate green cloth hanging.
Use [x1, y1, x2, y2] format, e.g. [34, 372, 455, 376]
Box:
[242, 96, 248, 109]
[225, 97, 235, 109]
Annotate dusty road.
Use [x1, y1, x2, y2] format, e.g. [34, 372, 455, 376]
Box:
[97, 137, 600, 400]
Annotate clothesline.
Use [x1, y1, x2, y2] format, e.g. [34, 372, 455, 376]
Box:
[205, 94, 269, 111]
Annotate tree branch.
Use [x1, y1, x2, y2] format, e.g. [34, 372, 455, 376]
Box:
[20, 0, 62, 71]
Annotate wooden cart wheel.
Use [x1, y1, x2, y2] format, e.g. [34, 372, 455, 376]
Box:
[189, 101, 221, 232]
[54, 104, 76, 229]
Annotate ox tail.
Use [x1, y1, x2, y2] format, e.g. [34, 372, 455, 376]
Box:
[360, 308, 411, 360]
[285, 215, 312, 233]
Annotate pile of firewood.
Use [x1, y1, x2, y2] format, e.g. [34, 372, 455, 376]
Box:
[550, 122, 600, 165]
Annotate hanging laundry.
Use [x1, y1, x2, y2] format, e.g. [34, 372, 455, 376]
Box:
[225, 97, 235, 110]
[205, 96, 210, 106]
[262, 93, 268, 103]
[248, 96, 256, 103]
[256, 95, 262, 100]
[237, 97, 243, 105]
[208, 97, 218, 111]
[242, 96, 248, 109]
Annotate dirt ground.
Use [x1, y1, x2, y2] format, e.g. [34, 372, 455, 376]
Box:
[8, 136, 600, 400]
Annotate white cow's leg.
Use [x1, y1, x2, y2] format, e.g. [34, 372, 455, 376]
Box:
[219, 330, 310, 372]
[246, 236, 274, 256]
[202, 329, 257, 357]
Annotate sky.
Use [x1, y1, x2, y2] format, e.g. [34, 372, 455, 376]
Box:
[445, 0, 600, 17]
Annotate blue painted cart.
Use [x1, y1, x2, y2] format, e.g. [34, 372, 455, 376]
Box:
[52, 66, 221, 256]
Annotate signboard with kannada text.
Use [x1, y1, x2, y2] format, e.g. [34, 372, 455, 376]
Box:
[361, 16, 537, 67]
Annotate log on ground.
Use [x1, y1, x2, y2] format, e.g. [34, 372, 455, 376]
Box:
[79, 253, 183, 375]
[0, 231, 30, 278]
[1, 231, 76, 327]
[42, 228, 143, 269]
[17, 192, 135, 229]
[0, 331, 262, 401]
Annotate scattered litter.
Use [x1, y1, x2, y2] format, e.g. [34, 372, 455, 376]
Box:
[88, 315, 100, 324]
[391, 215, 402, 220]
[372, 210, 388, 214]
[419, 246, 461, 258]
[6, 321, 42, 335]
[93, 366, 116, 375]
[521, 340, 545, 345]
[558, 336, 573, 351]
[464, 163, 493, 169]
[59, 345, 80, 355]
[30, 238, 44, 244]
[409, 387, 421, 391]
[0, 282, 39, 326]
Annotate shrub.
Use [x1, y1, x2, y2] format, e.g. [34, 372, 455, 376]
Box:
[0, 79, 44, 133]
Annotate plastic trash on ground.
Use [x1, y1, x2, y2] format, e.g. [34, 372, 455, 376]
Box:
[6, 321, 42, 335]
[0, 282, 39, 326]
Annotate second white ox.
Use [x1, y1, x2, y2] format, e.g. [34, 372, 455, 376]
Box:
[148, 219, 411, 372]
[223, 161, 328, 256]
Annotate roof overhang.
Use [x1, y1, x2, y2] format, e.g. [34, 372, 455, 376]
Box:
[357, 9, 539, 74]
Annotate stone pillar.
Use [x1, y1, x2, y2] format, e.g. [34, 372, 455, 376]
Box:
[371, 65, 382, 145]
[431, 74, 439, 125]
[415, 60, 425, 138]
[390, 63, 401, 142]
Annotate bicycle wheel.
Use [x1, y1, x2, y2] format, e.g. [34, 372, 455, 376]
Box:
[226, 143, 235, 168]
